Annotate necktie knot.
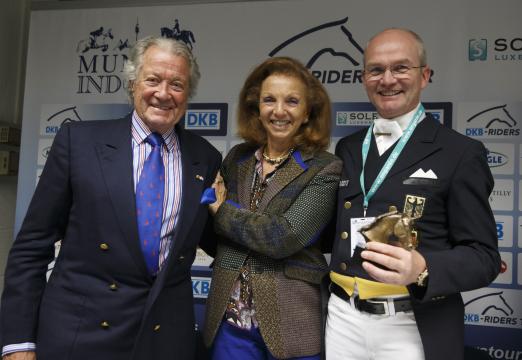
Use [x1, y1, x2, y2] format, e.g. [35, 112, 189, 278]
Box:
[146, 132, 164, 148]
[373, 119, 402, 137]
[373, 119, 403, 156]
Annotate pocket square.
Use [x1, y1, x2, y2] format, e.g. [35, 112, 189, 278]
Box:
[403, 178, 438, 186]
[200, 188, 216, 204]
[409, 168, 437, 179]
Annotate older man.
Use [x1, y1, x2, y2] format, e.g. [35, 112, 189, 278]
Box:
[325, 28, 500, 360]
[0, 36, 221, 360]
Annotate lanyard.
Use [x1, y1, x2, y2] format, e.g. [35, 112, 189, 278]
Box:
[359, 105, 425, 216]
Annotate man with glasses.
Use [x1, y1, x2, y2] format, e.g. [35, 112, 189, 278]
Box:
[325, 28, 500, 360]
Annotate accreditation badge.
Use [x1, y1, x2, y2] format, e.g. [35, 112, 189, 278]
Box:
[350, 217, 375, 256]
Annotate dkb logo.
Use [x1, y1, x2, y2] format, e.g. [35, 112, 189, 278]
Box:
[192, 276, 211, 299]
[181, 103, 228, 136]
[186, 110, 220, 129]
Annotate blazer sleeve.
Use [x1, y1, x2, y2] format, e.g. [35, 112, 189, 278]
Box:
[410, 140, 501, 301]
[213, 158, 342, 259]
[0, 124, 72, 346]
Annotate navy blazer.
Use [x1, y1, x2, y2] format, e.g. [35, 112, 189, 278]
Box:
[330, 114, 500, 360]
[0, 115, 221, 360]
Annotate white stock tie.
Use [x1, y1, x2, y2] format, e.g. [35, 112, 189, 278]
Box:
[373, 119, 403, 156]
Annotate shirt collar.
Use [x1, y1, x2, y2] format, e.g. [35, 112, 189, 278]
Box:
[374, 103, 423, 132]
[131, 110, 177, 152]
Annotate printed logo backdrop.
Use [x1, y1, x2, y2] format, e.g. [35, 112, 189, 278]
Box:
[14, 0, 521, 356]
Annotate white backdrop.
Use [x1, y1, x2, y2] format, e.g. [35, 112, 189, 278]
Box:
[15, 0, 522, 357]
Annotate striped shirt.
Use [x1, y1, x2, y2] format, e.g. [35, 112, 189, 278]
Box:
[131, 111, 183, 271]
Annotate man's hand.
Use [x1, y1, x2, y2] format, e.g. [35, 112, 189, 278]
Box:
[361, 241, 426, 286]
[3, 351, 36, 360]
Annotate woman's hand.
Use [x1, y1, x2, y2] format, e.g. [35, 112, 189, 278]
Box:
[208, 172, 227, 215]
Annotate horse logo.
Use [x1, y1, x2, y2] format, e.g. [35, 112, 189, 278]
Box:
[160, 19, 196, 50]
[42, 146, 51, 159]
[77, 26, 114, 53]
[268, 17, 364, 68]
[464, 291, 514, 317]
[113, 39, 131, 51]
[113, 18, 141, 51]
[466, 104, 517, 128]
[47, 106, 83, 126]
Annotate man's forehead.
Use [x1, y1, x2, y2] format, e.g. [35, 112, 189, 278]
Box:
[142, 46, 187, 64]
[140, 52, 189, 74]
[365, 33, 420, 64]
[370, 29, 416, 43]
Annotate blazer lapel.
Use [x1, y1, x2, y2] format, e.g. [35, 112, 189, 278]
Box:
[342, 117, 441, 197]
[341, 136, 365, 199]
[166, 127, 207, 259]
[94, 117, 149, 277]
[387, 114, 442, 179]
[236, 153, 256, 209]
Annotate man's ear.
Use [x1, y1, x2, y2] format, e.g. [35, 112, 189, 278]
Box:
[420, 66, 431, 89]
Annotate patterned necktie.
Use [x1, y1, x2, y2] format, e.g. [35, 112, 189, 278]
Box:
[136, 132, 165, 275]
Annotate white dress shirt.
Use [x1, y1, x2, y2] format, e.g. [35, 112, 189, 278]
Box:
[372, 103, 424, 156]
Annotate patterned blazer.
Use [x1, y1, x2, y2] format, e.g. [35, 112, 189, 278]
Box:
[203, 143, 342, 359]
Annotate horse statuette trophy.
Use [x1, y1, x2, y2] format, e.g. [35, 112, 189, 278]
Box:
[359, 194, 427, 251]
[359, 209, 418, 250]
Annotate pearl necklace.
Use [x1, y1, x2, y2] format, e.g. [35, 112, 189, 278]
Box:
[262, 148, 294, 165]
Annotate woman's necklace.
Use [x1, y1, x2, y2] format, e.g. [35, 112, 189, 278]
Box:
[262, 147, 294, 165]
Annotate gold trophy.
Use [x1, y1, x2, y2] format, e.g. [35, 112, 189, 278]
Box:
[359, 195, 426, 250]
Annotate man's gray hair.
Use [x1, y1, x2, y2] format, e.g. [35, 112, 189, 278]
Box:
[123, 36, 200, 100]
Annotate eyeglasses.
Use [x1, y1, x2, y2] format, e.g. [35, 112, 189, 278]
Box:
[364, 64, 425, 81]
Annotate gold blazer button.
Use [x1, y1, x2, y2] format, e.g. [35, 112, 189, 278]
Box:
[99, 243, 109, 251]
[344, 201, 352, 209]
[109, 283, 118, 291]
[340, 262, 347, 271]
[153, 324, 161, 331]
[101, 321, 110, 329]
[340, 231, 349, 240]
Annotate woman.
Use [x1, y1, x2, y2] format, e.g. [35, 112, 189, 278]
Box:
[203, 57, 341, 360]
